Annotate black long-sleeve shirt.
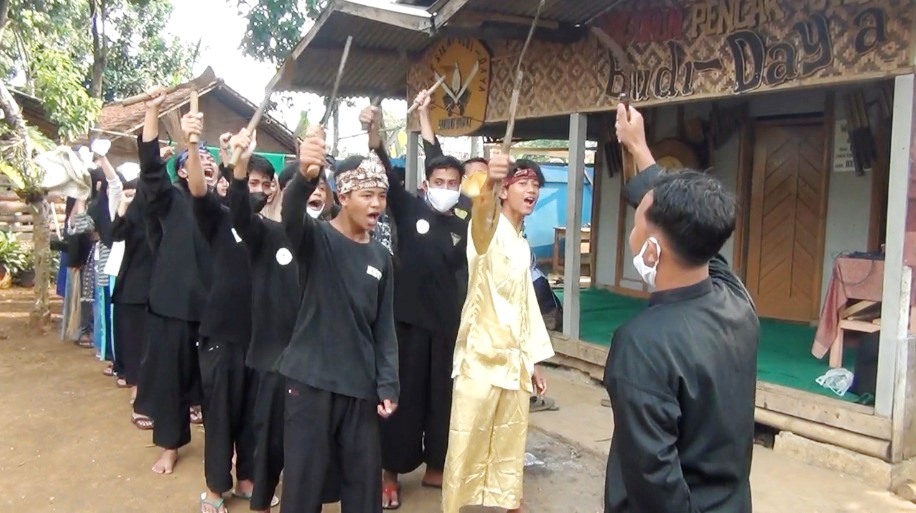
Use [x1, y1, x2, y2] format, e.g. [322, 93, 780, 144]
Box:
[277, 172, 399, 404]
[603, 165, 758, 513]
[228, 177, 300, 372]
[193, 190, 252, 346]
[137, 136, 211, 322]
[111, 200, 152, 306]
[375, 145, 467, 337]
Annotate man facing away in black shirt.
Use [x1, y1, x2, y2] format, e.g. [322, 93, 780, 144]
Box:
[359, 102, 468, 509]
[278, 128, 399, 513]
[603, 103, 759, 513]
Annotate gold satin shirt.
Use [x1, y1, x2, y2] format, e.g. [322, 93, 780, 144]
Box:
[452, 185, 555, 392]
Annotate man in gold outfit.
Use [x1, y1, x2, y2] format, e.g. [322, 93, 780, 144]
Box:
[442, 153, 554, 513]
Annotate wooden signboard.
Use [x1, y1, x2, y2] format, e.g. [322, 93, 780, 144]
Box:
[407, 0, 914, 128]
[417, 38, 491, 137]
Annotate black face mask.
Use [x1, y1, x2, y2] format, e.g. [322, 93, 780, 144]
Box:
[249, 192, 269, 213]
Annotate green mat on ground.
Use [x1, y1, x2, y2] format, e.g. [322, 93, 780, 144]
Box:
[555, 288, 867, 404]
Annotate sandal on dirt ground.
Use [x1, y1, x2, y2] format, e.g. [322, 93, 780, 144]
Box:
[382, 482, 401, 510]
[102, 366, 115, 377]
[76, 336, 93, 348]
[190, 407, 204, 425]
[131, 415, 154, 430]
[200, 492, 228, 513]
[231, 491, 280, 508]
[116, 377, 130, 388]
[530, 395, 559, 412]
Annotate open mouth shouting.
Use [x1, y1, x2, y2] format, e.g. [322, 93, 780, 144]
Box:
[366, 211, 380, 228]
[523, 195, 536, 207]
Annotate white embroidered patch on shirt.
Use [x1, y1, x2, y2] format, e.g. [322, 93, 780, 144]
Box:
[276, 248, 293, 266]
[416, 219, 430, 234]
[231, 228, 243, 243]
[366, 265, 382, 280]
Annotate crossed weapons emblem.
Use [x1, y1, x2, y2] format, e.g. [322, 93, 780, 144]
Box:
[436, 59, 480, 117]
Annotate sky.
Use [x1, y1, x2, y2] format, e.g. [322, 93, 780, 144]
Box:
[166, 0, 411, 157]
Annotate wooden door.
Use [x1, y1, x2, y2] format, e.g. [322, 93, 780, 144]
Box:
[746, 121, 829, 322]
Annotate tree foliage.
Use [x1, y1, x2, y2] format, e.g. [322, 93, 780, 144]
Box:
[1, 0, 194, 140]
[235, 0, 327, 66]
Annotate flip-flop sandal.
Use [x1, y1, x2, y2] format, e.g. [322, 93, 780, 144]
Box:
[131, 415, 154, 430]
[116, 377, 130, 388]
[102, 366, 115, 377]
[382, 483, 401, 510]
[200, 492, 229, 513]
[190, 407, 204, 425]
[231, 491, 280, 508]
[530, 395, 559, 412]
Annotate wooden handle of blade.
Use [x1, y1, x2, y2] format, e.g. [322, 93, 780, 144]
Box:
[619, 93, 637, 182]
[189, 90, 200, 145]
[120, 84, 180, 107]
[228, 99, 269, 169]
[362, 96, 383, 131]
[303, 125, 326, 180]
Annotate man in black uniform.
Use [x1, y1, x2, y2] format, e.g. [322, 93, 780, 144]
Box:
[226, 129, 337, 513]
[359, 104, 468, 509]
[133, 88, 212, 475]
[603, 103, 758, 513]
[279, 129, 399, 513]
[180, 112, 258, 513]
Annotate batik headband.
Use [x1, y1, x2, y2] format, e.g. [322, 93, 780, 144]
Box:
[504, 167, 539, 187]
[335, 157, 389, 195]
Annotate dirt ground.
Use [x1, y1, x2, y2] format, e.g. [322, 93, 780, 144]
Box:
[0, 287, 605, 513]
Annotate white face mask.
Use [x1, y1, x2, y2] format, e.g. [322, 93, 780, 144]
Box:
[632, 237, 660, 288]
[426, 187, 460, 213]
[307, 205, 323, 219]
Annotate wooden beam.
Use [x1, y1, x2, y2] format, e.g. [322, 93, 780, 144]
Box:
[449, 9, 561, 30]
[755, 382, 890, 441]
[422, 0, 474, 31]
[562, 113, 587, 341]
[877, 73, 915, 420]
[336, 0, 431, 31]
[406, 130, 420, 193]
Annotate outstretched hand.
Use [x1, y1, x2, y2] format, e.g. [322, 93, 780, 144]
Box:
[299, 128, 328, 180]
[412, 88, 432, 112]
[144, 87, 167, 110]
[181, 112, 204, 145]
[488, 153, 511, 182]
[615, 103, 655, 171]
[359, 106, 382, 149]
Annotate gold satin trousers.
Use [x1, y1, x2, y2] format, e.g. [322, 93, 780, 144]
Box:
[442, 375, 530, 513]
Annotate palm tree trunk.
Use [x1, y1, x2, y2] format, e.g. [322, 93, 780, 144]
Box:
[28, 199, 51, 329]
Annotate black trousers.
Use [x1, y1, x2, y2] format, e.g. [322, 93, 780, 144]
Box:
[134, 313, 200, 450]
[380, 322, 454, 473]
[199, 338, 258, 494]
[113, 303, 146, 386]
[281, 381, 375, 513]
[250, 370, 286, 510]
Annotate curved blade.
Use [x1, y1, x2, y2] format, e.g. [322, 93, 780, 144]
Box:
[320, 35, 353, 126]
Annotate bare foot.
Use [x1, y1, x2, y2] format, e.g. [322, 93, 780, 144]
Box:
[382, 470, 400, 509]
[152, 449, 178, 474]
[422, 466, 443, 488]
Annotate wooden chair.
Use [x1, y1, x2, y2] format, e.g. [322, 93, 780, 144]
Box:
[829, 300, 880, 368]
[552, 226, 591, 277]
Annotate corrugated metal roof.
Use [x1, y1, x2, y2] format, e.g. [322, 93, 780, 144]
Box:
[458, 0, 615, 26]
[278, 0, 620, 100]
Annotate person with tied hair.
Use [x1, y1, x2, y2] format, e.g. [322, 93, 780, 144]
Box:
[278, 128, 399, 513]
[442, 154, 554, 513]
[603, 102, 758, 513]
